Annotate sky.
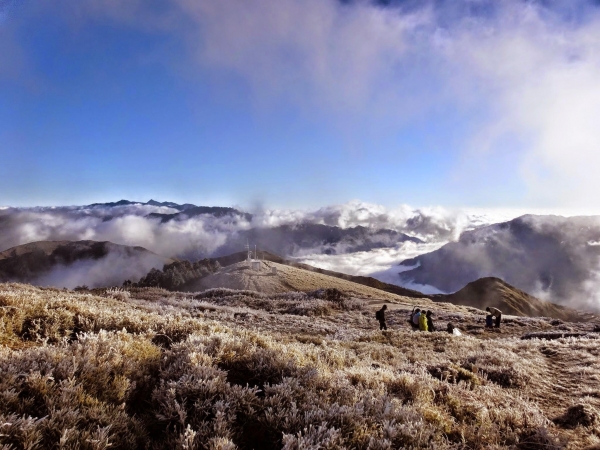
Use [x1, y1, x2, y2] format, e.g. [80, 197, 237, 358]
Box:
[2, 0, 600, 211]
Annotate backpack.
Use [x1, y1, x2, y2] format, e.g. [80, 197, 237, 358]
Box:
[375, 310, 382, 321]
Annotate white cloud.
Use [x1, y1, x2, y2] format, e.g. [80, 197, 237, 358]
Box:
[176, 0, 430, 118]
[444, 2, 600, 207]
[0, 201, 517, 259]
[174, 0, 600, 207]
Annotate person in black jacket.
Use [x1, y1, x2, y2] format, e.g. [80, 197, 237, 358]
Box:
[375, 304, 388, 330]
[426, 310, 435, 332]
[486, 306, 502, 328]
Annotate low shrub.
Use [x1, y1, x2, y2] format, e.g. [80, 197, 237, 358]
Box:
[553, 403, 599, 429]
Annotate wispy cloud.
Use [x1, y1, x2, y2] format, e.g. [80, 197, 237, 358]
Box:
[174, 0, 600, 206]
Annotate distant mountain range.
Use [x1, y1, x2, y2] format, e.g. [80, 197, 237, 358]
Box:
[214, 224, 422, 257]
[116, 201, 422, 256]
[86, 199, 197, 211]
[399, 214, 600, 306]
[1, 200, 419, 259]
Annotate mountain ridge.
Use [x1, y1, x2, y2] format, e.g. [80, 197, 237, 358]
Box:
[0, 240, 173, 288]
[398, 214, 600, 307]
[431, 277, 595, 322]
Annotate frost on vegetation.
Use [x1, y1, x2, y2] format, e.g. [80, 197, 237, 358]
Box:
[105, 287, 131, 301]
[0, 282, 598, 448]
[193, 287, 363, 317]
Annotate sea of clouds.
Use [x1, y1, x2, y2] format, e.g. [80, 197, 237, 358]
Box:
[0, 200, 525, 289]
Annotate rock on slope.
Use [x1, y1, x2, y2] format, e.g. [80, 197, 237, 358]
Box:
[432, 277, 595, 322]
[0, 240, 173, 288]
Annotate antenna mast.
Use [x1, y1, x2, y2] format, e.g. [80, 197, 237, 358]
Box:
[245, 240, 252, 261]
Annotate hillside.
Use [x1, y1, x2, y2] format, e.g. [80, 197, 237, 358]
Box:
[139, 251, 592, 322]
[185, 259, 428, 304]
[210, 253, 589, 322]
[213, 251, 426, 298]
[0, 240, 173, 288]
[432, 277, 595, 322]
[399, 214, 600, 308]
[1, 282, 599, 449]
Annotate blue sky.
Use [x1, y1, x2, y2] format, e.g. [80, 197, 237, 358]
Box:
[2, 0, 600, 210]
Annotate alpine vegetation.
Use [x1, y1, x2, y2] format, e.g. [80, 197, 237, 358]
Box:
[1, 283, 599, 449]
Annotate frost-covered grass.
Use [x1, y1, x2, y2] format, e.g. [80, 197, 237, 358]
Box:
[0, 283, 599, 449]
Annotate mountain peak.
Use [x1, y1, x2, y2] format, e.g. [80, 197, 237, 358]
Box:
[432, 276, 589, 322]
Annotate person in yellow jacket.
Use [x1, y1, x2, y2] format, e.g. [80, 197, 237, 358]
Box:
[419, 311, 428, 331]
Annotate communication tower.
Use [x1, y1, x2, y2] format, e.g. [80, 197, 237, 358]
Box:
[245, 240, 262, 271]
[245, 240, 252, 261]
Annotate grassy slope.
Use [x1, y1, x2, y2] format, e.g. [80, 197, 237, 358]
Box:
[1, 283, 600, 449]
[0, 241, 73, 259]
[431, 277, 596, 322]
[189, 260, 430, 304]
[213, 251, 426, 298]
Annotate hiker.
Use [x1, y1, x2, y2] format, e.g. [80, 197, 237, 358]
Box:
[486, 306, 502, 328]
[426, 310, 435, 332]
[485, 314, 494, 328]
[419, 309, 428, 331]
[376, 304, 388, 330]
[411, 308, 421, 328]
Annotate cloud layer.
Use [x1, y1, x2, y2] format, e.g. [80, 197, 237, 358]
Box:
[0, 201, 516, 258]
[0, 200, 520, 289]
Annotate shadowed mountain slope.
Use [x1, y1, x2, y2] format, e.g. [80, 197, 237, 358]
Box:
[86, 199, 196, 211]
[432, 277, 594, 322]
[0, 240, 173, 288]
[215, 224, 422, 257]
[147, 206, 253, 222]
